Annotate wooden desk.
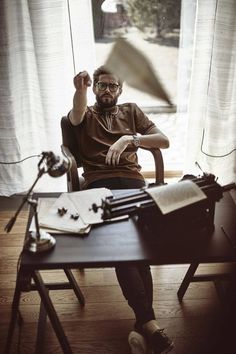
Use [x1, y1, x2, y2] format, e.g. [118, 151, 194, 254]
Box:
[5, 191, 236, 354]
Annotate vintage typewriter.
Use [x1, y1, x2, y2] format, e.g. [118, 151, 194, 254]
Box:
[92, 174, 235, 236]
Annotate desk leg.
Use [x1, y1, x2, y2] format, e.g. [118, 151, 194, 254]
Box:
[64, 269, 85, 307]
[33, 271, 73, 354]
[5, 274, 23, 354]
[177, 262, 199, 301]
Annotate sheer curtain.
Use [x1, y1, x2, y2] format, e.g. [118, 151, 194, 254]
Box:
[184, 0, 236, 185]
[0, 0, 95, 196]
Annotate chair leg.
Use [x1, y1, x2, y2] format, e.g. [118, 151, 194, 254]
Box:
[64, 269, 85, 307]
[177, 262, 199, 301]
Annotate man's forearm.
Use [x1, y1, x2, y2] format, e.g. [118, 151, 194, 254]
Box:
[138, 133, 169, 149]
[132, 125, 169, 149]
[69, 70, 92, 125]
[69, 90, 87, 126]
[69, 107, 86, 126]
[121, 133, 169, 149]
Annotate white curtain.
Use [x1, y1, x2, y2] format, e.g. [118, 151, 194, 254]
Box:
[0, 0, 95, 196]
[184, 0, 236, 185]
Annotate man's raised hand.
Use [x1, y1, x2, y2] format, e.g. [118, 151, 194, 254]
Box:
[73, 71, 92, 91]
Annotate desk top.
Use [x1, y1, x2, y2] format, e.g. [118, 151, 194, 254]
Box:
[20, 191, 236, 270]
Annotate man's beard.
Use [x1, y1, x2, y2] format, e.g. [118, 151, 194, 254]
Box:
[96, 94, 118, 109]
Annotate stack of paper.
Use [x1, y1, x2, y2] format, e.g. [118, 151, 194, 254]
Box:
[30, 188, 113, 235]
[38, 193, 91, 234]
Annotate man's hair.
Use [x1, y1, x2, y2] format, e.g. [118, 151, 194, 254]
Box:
[93, 66, 123, 87]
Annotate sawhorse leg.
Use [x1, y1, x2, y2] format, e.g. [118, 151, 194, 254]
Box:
[34, 270, 85, 354]
[64, 269, 85, 307]
[4, 272, 24, 354]
[33, 271, 73, 354]
[5, 267, 85, 354]
[177, 262, 199, 301]
[35, 288, 48, 354]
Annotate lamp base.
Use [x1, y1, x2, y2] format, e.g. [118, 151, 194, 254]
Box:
[24, 230, 56, 253]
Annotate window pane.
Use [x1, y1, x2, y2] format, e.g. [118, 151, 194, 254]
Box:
[90, 0, 196, 175]
[92, 0, 181, 106]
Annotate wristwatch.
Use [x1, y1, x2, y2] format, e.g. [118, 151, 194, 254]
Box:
[132, 135, 140, 147]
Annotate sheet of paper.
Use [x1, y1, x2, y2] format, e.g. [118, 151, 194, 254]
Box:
[68, 188, 113, 224]
[29, 198, 66, 234]
[38, 194, 91, 234]
[145, 180, 207, 215]
[105, 38, 172, 105]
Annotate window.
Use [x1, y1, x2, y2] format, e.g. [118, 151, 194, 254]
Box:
[92, 0, 180, 107]
[68, 0, 196, 180]
[91, 0, 184, 179]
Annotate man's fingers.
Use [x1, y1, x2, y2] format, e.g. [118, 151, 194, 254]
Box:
[114, 153, 121, 165]
[105, 151, 111, 165]
[74, 71, 92, 88]
[106, 150, 121, 166]
[76, 71, 89, 79]
[116, 154, 121, 165]
[112, 154, 117, 166]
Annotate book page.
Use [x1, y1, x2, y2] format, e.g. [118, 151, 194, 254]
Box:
[145, 180, 207, 215]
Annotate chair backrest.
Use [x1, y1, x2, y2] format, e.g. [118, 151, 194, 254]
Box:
[61, 115, 165, 191]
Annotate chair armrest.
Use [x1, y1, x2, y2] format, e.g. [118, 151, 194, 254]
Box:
[150, 148, 164, 184]
[61, 145, 80, 191]
[61, 144, 164, 190]
[140, 147, 164, 184]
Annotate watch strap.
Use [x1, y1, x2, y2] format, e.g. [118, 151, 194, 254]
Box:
[132, 135, 140, 147]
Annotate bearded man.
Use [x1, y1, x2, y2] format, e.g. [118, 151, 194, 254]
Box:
[68, 66, 173, 354]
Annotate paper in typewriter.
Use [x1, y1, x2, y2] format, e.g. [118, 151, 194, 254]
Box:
[145, 180, 207, 215]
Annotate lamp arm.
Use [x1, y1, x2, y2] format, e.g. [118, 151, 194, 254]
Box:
[5, 150, 71, 234]
[4, 167, 45, 233]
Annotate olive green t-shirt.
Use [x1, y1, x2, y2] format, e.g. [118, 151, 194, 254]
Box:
[70, 103, 156, 188]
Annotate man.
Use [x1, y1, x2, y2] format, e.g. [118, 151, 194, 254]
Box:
[68, 66, 173, 354]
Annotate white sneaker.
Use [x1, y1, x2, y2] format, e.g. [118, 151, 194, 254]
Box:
[128, 331, 148, 354]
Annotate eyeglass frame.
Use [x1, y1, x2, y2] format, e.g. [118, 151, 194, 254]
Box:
[95, 81, 120, 93]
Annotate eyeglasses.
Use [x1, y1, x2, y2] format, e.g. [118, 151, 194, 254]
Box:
[96, 81, 120, 92]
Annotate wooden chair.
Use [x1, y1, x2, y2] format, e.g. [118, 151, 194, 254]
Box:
[60, 115, 165, 192]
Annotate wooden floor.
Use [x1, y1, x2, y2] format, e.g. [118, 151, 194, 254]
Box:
[0, 196, 236, 354]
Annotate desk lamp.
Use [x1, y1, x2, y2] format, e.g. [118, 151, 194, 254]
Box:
[5, 149, 71, 253]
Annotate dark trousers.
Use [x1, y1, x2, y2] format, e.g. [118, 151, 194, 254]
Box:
[87, 177, 156, 330]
